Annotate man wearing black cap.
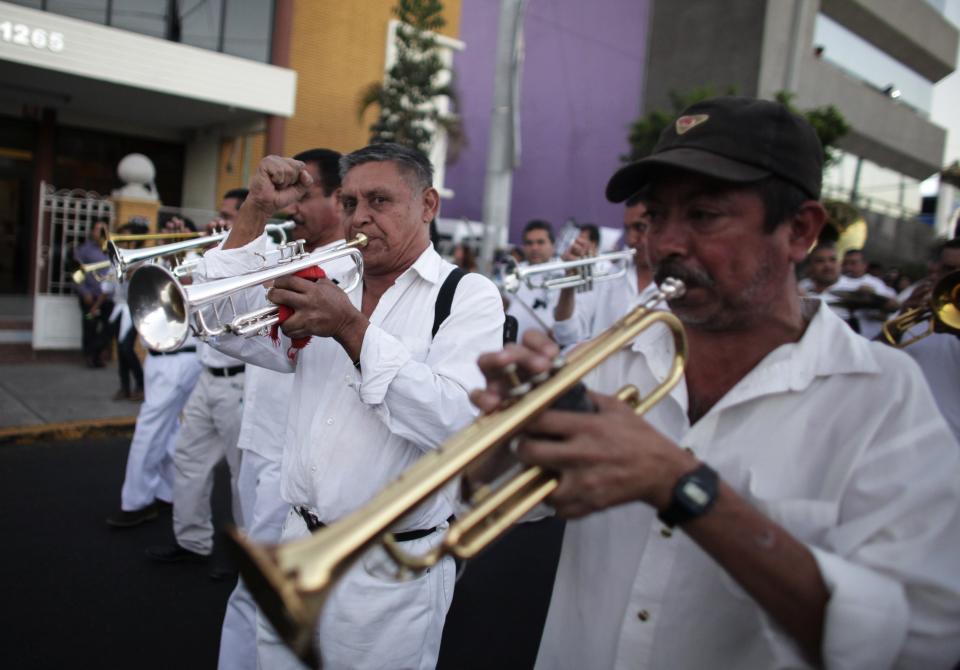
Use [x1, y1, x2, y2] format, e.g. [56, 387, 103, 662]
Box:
[472, 97, 960, 668]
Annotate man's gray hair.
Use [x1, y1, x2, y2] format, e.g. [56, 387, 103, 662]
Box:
[339, 142, 434, 192]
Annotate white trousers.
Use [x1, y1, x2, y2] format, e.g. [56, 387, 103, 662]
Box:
[172, 369, 245, 555]
[120, 352, 201, 511]
[257, 509, 455, 670]
[218, 449, 287, 670]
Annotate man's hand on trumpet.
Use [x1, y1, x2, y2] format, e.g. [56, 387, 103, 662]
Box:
[267, 275, 369, 363]
[471, 330, 696, 519]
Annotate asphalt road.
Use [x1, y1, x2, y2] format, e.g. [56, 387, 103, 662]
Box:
[0, 436, 564, 670]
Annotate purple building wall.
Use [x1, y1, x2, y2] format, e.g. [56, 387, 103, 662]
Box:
[443, 0, 651, 243]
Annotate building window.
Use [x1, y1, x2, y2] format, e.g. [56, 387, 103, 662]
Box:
[12, 0, 274, 63]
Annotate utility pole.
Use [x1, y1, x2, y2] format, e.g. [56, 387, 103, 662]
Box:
[479, 0, 526, 276]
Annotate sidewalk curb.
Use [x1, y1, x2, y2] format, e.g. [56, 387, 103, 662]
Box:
[0, 416, 136, 445]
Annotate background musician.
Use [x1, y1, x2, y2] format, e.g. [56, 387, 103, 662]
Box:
[553, 195, 657, 347]
[204, 143, 504, 669]
[208, 148, 346, 670]
[473, 97, 960, 669]
[145, 190, 250, 568]
[505, 220, 560, 341]
[899, 237, 960, 442]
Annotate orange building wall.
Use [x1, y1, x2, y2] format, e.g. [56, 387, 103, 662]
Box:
[283, 0, 462, 157]
[216, 132, 266, 200]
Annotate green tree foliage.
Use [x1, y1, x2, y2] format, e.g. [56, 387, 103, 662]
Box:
[622, 87, 728, 163]
[774, 92, 850, 169]
[357, 0, 462, 157]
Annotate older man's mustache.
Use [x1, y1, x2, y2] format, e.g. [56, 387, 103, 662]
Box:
[654, 258, 714, 292]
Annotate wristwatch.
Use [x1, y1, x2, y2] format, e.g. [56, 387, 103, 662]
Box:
[657, 463, 719, 528]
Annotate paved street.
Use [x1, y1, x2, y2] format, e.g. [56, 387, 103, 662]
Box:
[0, 434, 564, 669]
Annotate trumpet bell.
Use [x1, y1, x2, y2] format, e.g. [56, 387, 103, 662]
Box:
[934, 271, 960, 331]
[883, 270, 960, 346]
[128, 264, 191, 352]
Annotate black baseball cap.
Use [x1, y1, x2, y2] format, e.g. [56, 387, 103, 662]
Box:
[606, 96, 824, 203]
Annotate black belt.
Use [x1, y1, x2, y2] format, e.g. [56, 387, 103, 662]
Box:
[148, 346, 197, 357]
[295, 506, 448, 542]
[206, 364, 245, 377]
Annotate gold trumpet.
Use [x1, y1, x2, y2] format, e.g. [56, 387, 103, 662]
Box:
[71, 260, 114, 285]
[227, 278, 687, 666]
[882, 270, 960, 347]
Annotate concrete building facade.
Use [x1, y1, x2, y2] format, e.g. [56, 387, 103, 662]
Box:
[644, 0, 958, 264]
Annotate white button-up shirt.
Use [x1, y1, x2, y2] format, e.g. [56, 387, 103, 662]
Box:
[904, 325, 960, 444]
[201, 237, 505, 531]
[553, 264, 657, 347]
[506, 261, 561, 341]
[535, 301, 960, 670]
[842, 274, 898, 340]
[798, 274, 861, 323]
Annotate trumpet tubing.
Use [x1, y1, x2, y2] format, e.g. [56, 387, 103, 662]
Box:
[882, 270, 960, 347]
[503, 249, 635, 293]
[128, 234, 368, 352]
[228, 278, 687, 665]
[109, 230, 228, 278]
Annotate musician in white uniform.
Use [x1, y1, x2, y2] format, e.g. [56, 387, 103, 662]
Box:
[106, 336, 201, 527]
[204, 143, 504, 670]
[553, 195, 658, 347]
[506, 221, 561, 341]
[145, 193, 251, 563]
[206, 148, 347, 670]
[473, 97, 960, 669]
[840, 248, 898, 338]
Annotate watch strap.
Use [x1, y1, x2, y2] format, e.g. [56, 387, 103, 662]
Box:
[657, 463, 719, 528]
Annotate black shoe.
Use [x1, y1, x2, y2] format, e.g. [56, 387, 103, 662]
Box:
[106, 504, 158, 528]
[146, 544, 208, 563]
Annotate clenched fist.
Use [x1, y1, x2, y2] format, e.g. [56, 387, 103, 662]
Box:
[248, 156, 314, 214]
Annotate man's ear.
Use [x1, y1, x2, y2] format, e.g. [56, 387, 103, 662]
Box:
[788, 201, 826, 263]
[422, 187, 440, 224]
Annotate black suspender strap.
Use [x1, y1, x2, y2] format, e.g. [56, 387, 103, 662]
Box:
[432, 267, 466, 339]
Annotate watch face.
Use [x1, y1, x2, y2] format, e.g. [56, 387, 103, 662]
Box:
[681, 480, 711, 507]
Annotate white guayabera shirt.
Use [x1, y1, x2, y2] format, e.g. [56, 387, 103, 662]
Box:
[553, 262, 656, 348]
[201, 236, 505, 532]
[535, 301, 960, 670]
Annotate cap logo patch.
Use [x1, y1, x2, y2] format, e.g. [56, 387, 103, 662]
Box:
[676, 114, 709, 135]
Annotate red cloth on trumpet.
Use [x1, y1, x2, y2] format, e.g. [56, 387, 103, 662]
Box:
[270, 266, 327, 360]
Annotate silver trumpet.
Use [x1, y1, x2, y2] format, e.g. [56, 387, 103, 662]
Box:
[267, 220, 296, 244]
[128, 234, 368, 352]
[502, 249, 635, 293]
[108, 230, 228, 279]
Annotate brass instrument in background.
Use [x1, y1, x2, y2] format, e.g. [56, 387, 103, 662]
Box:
[227, 278, 687, 666]
[105, 231, 206, 248]
[108, 230, 228, 278]
[128, 234, 368, 352]
[882, 270, 960, 347]
[71, 260, 114, 285]
[502, 249, 636, 293]
[821, 199, 868, 259]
